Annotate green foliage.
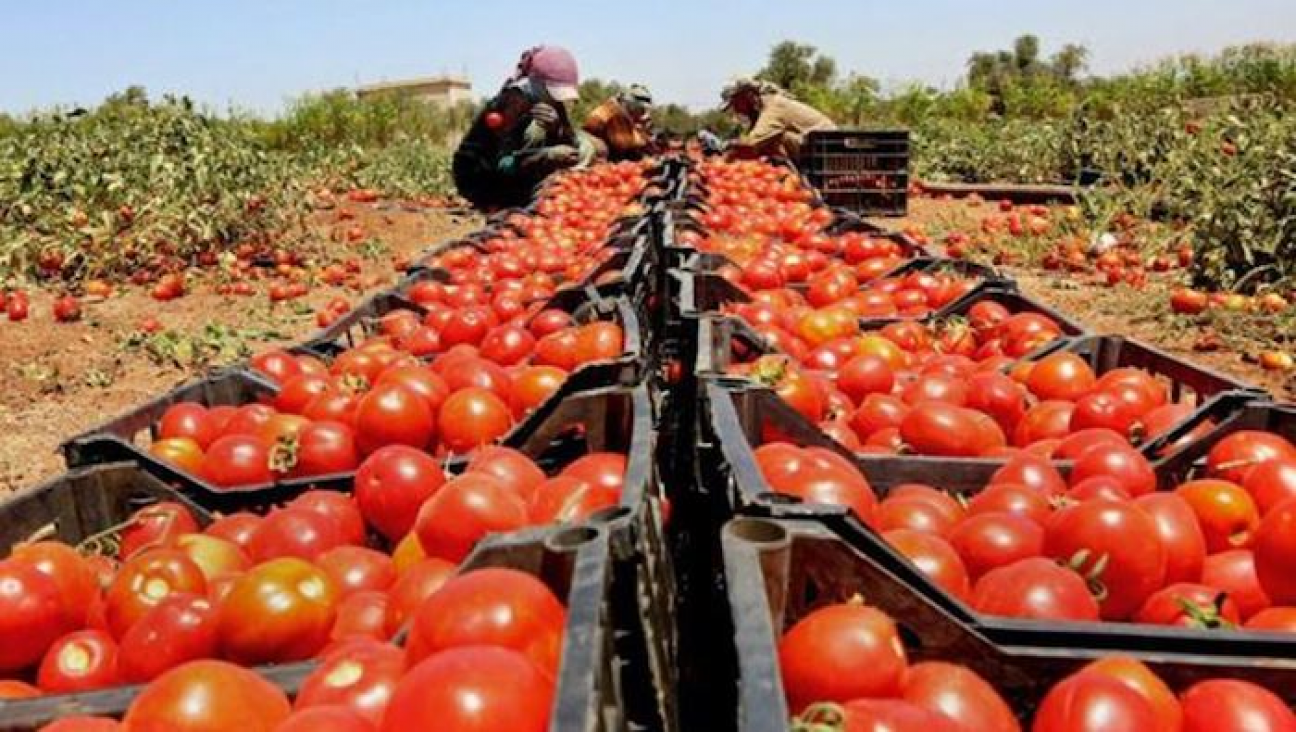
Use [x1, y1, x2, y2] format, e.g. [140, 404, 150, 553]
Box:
[266, 89, 476, 149]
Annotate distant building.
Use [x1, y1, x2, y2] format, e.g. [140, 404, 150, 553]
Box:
[356, 75, 473, 108]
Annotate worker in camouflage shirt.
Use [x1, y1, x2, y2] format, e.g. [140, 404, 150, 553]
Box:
[583, 84, 657, 161]
[720, 78, 836, 160]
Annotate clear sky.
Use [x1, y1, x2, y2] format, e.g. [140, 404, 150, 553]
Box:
[3, 0, 1294, 115]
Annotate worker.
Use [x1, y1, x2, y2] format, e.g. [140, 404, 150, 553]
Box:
[720, 78, 836, 160]
[453, 45, 598, 209]
[582, 84, 656, 161]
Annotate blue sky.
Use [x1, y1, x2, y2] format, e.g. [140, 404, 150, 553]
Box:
[3, 0, 1294, 115]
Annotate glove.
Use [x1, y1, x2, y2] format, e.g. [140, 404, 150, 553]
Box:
[575, 132, 599, 169]
[544, 145, 580, 165]
[530, 103, 560, 130]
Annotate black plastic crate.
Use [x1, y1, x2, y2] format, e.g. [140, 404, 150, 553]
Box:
[719, 516, 1296, 732]
[0, 519, 637, 732]
[1150, 398, 1296, 486]
[857, 285, 1088, 336]
[799, 131, 910, 217]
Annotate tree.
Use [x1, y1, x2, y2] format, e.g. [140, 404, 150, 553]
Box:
[757, 41, 838, 92]
[1051, 44, 1090, 84]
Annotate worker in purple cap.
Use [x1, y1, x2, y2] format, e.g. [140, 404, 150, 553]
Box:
[453, 45, 597, 208]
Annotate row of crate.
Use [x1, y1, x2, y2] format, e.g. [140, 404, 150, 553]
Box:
[653, 157, 1296, 730]
[0, 161, 697, 731]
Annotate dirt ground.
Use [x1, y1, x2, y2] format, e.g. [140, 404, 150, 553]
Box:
[0, 202, 482, 493]
[886, 197, 1296, 401]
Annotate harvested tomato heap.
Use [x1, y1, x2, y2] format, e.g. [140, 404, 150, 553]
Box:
[4, 155, 1296, 732]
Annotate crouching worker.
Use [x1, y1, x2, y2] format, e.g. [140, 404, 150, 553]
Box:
[583, 84, 657, 161]
[453, 45, 597, 209]
[720, 78, 836, 160]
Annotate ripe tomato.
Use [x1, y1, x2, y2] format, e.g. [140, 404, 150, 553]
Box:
[1244, 606, 1296, 631]
[202, 434, 274, 488]
[0, 680, 41, 699]
[149, 437, 205, 474]
[10, 541, 99, 626]
[467, 445, 547, 499]
[1026, 352, 1097, 401]
[173, 533, 249, 582]
[777, 602, 908, 713]
[295, 639, 404, 724]
[290, 490, 366, 546]
[1180, 679, 1296, 732]
[1133, 493, 1206, 584]
[529, 475, 621, 524]
[353, 384, 435, 455]
[948, 512, 1044, 581]
[990, 453, 1068, 496]
[766, 463, 878, 525]
[1044, 499, 1166, 620]
[117, 593, 218, 683]
[1135, 582, 1240, 627]
[1244, 459, 1296, 515]
[438, 387, 514, 454]
[1081, 657, 1181, 732]
[383, 558, 456, 637]
[901, 661, 1019, 732]
[964, 371, 1029, 433]
[1069, 444, 1156, 497]
[883, 529, 971, 600]
[250, 349, 303, 386]
[330, 590, 390, 642]
[316, 546, 396, 598]
[217, 558, 338, 664]
[248, 507, 347, 562]
[900, 403, 1006, 457]
[203, 512, 261, 550]
[405, 567, 565, 677]
[275, 374, 336, 416]
[119, 501, 200, 559]
[1253, 498, 1296, 604]
[1012, 400, 1075, 447]
[414, 473, 530, 562]
[283, 421, 360, 478]
[972, 557, 1099, 621]
[509, 365, 567, 418]
[36, 629, 119, 692]
[123, 659, 291, 731]
[354, 445, 447, 542]
[875, 495, 958, 535]
[105, 549, 207, 639]
[836, 355, 896, 404]
[379, 646, 553, 732]
[1202, 549, 1271, 619]
[1207, 431, 1296, 484]
[159, 403, 217, 449]
[966, 483, 1051, 524]
[829, 699, 962, 731]
[35, 717, 122, 731]
[1033, 672, 1158, 732]
[1174, 480, 1259, 552]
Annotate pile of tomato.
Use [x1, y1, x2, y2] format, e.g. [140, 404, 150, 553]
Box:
[0, 431, 629, 730]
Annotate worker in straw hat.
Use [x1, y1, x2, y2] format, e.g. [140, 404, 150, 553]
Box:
[719, 77, 836, 160]
[582, 84, 658, 161]
[453, 45, 599, 209]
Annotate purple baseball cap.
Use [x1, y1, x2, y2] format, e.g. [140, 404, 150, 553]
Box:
[528, 45, 580, 102]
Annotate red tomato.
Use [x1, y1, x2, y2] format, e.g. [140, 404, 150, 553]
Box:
[250, 349, 303, 386]
[1012, 400, 1075, 447]
[1044, 499, 1166, 620]
[202, 434, 274, 488]
[36, 717, 122, 732]
[405, 568, 566, 675]
[1026, 352, 1096, 401]
[1135, 582, 1241, 627]
[159, 403, 217, 449]
[467, 445, 547, 499]
[105, 549, 207, 639]
[117, 593, 218, 683]
[316, 546, 396, 597]
[353, 384, 435, 455]
[1208, 431, 1296, 484]
[1253, 498, 1296, 604]
[119, 501, 201, 559]
[1134, 493, 1207, 584]
[836, 355, 896, 404]
[379, 646, 553, 732]
[0, 679, 42, 699]
[295, 639, 404, 724]
[248, 507, 347, 562]
[1081, 657, 1181, 732]
[1069, 444, 1157, 498]
[203, 512, 261, 550]
[217, 558, 338, 664]
[438, 387, 514, 454]
[830, 699, 962, 731]
[289, 490, 367, 546]
[330, 590, 390, 642]
[1033, 672, 1158, 732]
[36, 629, 119, 692]
[990, 453, 1068, 496]
[174, 533, 250, 582]
[972, 557, 1099, 621]
[1244, 606, 1296, 631]
[414, 473, 530, 562]
[275, 374, 336, 416]
[284, 421, 360, 478]
[948, 511, 1044, 581]
[10, 541, 99, 626]
[777, 602, 908, 713]
[509, 365, 567, 418]
[883, 529, 971, 600]
[964, 371, 1029, 433]
[354, 445, 447, 542]
[529, 475, 621, 524]
[900, 403, 1007, 457]
[1175, 479, 1259, 552]
[966, 483, 1051, 524]
[901, 661, 1020, 732]
[1202, 549, 1271, 619]
[383, 558, 456, 637]
[122, 659, 291, 731]
[1244, 459, 1296, 515]
[875, 495, 958, 536]
[1180, 679, 1296, 732]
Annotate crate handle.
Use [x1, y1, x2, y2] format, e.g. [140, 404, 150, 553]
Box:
[841, 139, 880, 151]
